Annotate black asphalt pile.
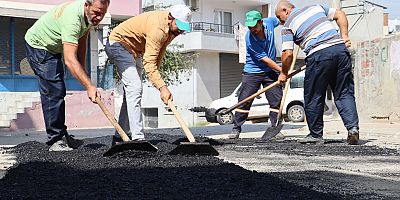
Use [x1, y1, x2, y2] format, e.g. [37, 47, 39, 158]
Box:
[0, 133, 340, 200]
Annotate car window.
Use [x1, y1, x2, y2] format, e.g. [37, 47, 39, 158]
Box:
[290, 75, 304, 89]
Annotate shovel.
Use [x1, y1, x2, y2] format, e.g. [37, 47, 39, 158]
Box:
[261, 47, 300, 140]
[218, 65, 306, 117]
[95, 97, 158, 157]
[167, 99, 219, 156]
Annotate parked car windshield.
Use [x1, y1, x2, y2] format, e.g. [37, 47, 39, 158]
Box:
[290, 74, 304, 89]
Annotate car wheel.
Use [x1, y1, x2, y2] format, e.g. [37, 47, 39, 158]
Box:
[216, 109, 234, 125]
[287, 105, 305, 122]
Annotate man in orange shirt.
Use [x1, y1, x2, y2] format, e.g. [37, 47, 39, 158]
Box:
[105, 4, 192, 144]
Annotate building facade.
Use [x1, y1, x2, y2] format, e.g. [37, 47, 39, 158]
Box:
[138, 0, 386, 128]
[0, 0, 141, 129]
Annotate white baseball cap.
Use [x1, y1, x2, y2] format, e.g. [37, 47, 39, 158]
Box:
[170, 4, 192, 31]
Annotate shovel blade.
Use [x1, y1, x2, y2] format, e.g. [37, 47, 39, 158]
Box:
[103, 141, 158, 157]
[168, 142, 219, 156]
[261, 124, 284, 141]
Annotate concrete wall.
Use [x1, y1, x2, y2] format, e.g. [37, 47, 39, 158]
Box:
[9, 91, 115, 131]
[353, 34, 400, 121]
[195, 52, 220, 105]
[145, 0, 265, 24]
[173, 31, 238, 53]
[141, 70, 196, 127]
[139, 51, 220, 128]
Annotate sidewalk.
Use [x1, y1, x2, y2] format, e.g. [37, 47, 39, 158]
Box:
[207, 117, 400, 150]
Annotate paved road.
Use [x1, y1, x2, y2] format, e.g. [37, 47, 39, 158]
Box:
[1, 118, 400, 198]
[0, 145, 16, 179]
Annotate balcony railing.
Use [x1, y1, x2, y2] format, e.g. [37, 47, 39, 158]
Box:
[190, 22, 234, 34]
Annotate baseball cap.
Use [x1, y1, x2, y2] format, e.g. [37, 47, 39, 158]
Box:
[245, 10, 262, 27]
[170, 4, 192, 31]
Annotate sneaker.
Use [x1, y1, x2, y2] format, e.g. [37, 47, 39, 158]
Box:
[347, 127, 359, 145]
[228, 129, 240, 139]
[297, 134, 324, 144]
[131, 137, 146, 142]
[64, 134, 84, 149]
[131, 133, 146, 141]
[49, 140, 74, 152]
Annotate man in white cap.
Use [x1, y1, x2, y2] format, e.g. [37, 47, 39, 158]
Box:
[105, 4, 192, 144]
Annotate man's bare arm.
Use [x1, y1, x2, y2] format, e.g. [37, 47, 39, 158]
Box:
[63, 42, 99, 102]
[281, 49, 293, 75]
[333, 9, 351, 47]
[260, 57, 281, 72]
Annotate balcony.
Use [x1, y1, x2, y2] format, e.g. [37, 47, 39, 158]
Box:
[190, 22, 234, 34]
[173, 22, 239, 53]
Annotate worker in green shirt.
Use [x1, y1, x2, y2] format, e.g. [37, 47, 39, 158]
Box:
[24, 0, 109, 151]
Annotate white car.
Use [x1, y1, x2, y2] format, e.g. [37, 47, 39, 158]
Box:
[205, 71, 330, 125]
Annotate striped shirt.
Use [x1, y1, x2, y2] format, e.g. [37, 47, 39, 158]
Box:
[281, 5, 344, 56]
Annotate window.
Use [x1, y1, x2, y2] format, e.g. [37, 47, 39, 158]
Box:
[0, 17, 11, 75]
[15, 18, 36, 76]
[143, 108, 158, 128]
[290, 75, 304, 89]
[185, 0, 199, 11]
[214, 10, 233, 33]
[0, 17, 36, 76]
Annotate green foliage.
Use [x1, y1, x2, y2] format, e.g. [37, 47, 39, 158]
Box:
[143, 44, 197, 86]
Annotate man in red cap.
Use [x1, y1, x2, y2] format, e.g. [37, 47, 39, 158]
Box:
[105, 4, 192, 145]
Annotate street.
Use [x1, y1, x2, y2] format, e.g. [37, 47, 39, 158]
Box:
[0, 118, 399, 199]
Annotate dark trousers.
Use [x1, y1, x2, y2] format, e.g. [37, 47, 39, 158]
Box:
[25, 42, 67, 145]
[304, 43, 359, 137]
[233, 71, 282, 132]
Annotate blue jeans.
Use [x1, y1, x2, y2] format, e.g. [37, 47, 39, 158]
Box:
[304, 43, 359, 137]
[25, 42, 67, 145]
[233, 70, 282, 132]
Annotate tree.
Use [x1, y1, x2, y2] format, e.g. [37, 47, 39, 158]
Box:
[145, 44, 197, 85]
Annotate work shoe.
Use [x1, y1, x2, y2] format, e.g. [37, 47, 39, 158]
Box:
[131, 137, 146, 142]
[228, 129, 240, 139]
[64, 134, 84, 149]
[49, 140, 74, 152]
[297, 134, 324, 144]
[347, 127, 359, 145]
[131, 133, 146, 142]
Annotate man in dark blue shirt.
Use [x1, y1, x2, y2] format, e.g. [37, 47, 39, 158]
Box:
[229, 10, 282, 139]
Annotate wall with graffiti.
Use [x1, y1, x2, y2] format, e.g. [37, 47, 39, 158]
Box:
[353, 34, 400, 120]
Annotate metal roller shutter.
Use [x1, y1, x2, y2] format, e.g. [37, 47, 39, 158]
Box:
[219, 53, 243, 97]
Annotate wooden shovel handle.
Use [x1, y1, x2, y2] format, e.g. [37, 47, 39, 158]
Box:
[167, 99, 196, 143]
[221, 65, 306, 115]
[96, 96, 130, 142]
[277, 47, 300, 120]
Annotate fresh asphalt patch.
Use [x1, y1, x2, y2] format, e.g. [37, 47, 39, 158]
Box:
[0, 132, 399, 199]
[217, 138, 400, 200]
